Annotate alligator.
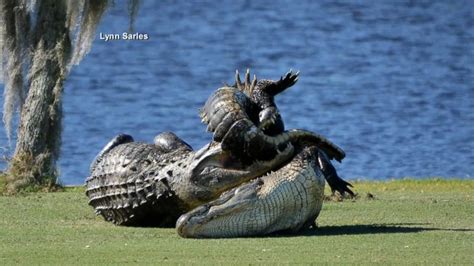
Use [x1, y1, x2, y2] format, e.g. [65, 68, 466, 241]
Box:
[85, 70, 353, 236]
[200, 70, 346, 160]
[85, 132, 294, 226]
[199, 70, 351, 193]
[177, 145, 326, 238]
[85, 70, 302, 226]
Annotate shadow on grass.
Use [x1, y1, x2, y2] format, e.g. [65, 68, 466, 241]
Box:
[270, 223, 474, 237]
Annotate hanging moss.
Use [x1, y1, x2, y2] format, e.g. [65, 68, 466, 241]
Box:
[0, 0, 140, 193]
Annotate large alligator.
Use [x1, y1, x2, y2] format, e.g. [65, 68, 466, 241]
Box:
[86, 132, 295, 226]
[177, 145, 328, 238]
[85, 70, 353, 236]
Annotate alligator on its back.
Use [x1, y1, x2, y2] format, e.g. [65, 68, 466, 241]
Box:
[85, 70, 353, 237]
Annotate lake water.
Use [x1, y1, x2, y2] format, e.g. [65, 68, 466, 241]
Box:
[0, 0, 473, 185]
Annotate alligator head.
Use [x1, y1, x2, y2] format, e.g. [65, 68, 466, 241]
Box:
[176, 145, 326, 238]
[171, 139, 295, 209]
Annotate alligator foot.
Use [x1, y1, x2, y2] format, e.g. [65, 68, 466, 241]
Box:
[317, 150, 354, 197]
[235, 69, 257, 95]
[234, 69, 299, 96]
[269, 69, 299, 95]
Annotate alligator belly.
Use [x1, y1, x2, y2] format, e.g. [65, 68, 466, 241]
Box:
[176, 146, 325, 238]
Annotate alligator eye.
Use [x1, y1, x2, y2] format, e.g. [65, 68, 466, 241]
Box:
[200, 167, 209, 175]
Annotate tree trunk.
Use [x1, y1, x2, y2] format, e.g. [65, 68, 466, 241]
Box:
[6, 0, 70, 192]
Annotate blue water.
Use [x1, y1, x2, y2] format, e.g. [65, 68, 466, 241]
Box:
[0, 0, 473, 185]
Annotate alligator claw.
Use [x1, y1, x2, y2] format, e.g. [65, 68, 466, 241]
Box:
[235, 69, 258, 95]
[328, 176, 354, 197]
[251, 74, 257, 89]
[87, 69, 353, 235]
[317, 150, 354, 197]
[279, 70, 299, 89]
[235, 70, 242, 90]
[245, 69, 251, 86]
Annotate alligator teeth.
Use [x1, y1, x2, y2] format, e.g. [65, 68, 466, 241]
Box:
[200, 166, 216, 175]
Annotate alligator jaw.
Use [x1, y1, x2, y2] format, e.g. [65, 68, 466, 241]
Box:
[176, 184, 252, 238]
[191, 142, 243, 177]
[180, 140, 294, 209]
[176, 146, 326, 238]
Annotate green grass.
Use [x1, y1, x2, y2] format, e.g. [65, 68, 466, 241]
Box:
[0, 179, 473, 264]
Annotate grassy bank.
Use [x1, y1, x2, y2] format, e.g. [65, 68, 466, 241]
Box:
[0, 179, 473, 264]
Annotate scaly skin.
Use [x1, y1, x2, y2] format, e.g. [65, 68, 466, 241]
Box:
[177, 145, 326, 238]
[200, 69, 299, 140]
[85, 70, 353, 234]
[85, 132, 294, 226]
[200, 70, 352, 196]
[85, 135, 192, 226]
[200, 70, 346, 164]
[234, 69, 299, 135]
[175, 70, 353, 237]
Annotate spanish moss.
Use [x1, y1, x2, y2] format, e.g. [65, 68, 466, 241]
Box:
[0, 0, 140, 192]
[69, 0, 109, 66]
[1, 0, 29, 142]
[128, 0, 140, 32]
[1, 0, 140, 142]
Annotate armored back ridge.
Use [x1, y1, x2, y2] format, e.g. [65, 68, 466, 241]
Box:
[85, 69, 354, 237]
[86, 134, 192, 226]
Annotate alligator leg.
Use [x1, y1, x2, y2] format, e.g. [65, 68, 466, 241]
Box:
[176, 146, 326, 238]
[89, 134, 134, 173]
[235, 69, 299, 135]
[221, 119, 345, 163]
[217, 119, 353, 196]
[235, 69, 299, 98]
[317, 150, 354, 196]
[153, 132, 192, 153]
